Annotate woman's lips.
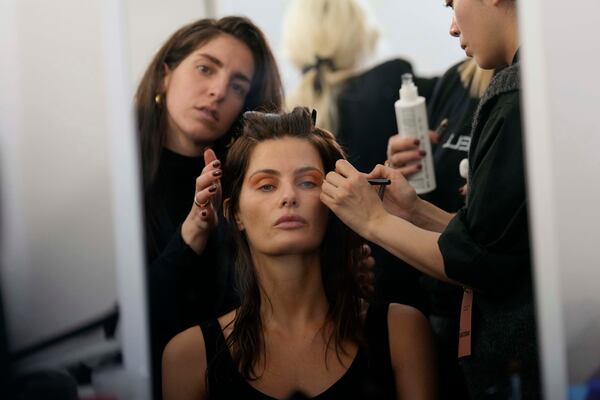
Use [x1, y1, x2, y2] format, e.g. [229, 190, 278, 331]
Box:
[195, 106, 219, 123]
[274, 215, 307, 229]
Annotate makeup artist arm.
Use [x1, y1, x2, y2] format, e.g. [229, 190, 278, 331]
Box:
[321, 160, 458, 284]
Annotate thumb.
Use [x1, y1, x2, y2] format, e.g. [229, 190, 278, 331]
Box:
[428, 130, 441, 144]
[204, 148, 217, 167]
[367, 164, 390, 179]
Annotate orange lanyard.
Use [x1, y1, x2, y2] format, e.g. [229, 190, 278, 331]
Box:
[458, 287, 473, 358]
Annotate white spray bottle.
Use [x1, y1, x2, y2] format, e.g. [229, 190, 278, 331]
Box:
[394, 73, 436, 194]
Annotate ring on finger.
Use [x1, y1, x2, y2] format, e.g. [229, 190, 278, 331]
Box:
[194, 197, 210, 208]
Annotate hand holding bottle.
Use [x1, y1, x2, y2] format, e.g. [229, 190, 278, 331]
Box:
[394, 73, 437, 194]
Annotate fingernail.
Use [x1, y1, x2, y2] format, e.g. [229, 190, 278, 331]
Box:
[208, 184, 217, 193]
[414, 139, 420, 146]
[212, 170, 222, 177]
[212, 160, 221, 168]
[419, 150, 427, 157]
[417, 164, 422, 170]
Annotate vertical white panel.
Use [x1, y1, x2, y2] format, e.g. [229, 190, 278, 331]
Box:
[519, 0, 600, 398]
[101, 0, 149, 396]
[0, 0, 149, 396]
[518, 1, 568, 398]
[0, 0, 118, 353]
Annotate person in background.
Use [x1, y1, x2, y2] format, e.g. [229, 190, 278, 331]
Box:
[282, 0, 438, 314]
[387, 57, 494, 398]
[282, 0, 437, 172]
[134, 16, 283, 399]
[162, 107, 437, 400]
[321, 0, 540, 397]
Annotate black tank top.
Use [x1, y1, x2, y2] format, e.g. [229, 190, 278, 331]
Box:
[199, 303, 396, 399]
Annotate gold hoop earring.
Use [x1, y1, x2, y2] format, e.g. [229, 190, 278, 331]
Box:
[154, 94, 162, 105]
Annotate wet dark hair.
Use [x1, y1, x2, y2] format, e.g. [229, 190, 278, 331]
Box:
[221, 107, 364, 380]
[136, 16, 283, 190]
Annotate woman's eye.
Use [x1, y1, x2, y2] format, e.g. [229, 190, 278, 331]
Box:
[231, 82, 248, 97]
[196, 65, 211, 75]
[259, 184, 275, 192]
[299, 181, 317, 189]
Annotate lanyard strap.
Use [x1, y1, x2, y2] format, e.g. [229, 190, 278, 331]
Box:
[458, 287, 473, 358]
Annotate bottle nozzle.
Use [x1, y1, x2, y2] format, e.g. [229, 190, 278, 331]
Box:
[402, 73, 414, 86]
[400, 73, 418, 101]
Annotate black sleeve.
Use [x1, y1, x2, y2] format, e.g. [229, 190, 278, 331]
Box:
[149, 224, 202, 275]
[438, 99, 531, 294]
[146, 225, 205, 344]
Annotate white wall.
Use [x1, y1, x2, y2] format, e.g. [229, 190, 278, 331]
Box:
[125, 0, 207, 88]
[0, 0, 148, 396]
[0, 0, 118, 353]
[519, 0, 600, 398]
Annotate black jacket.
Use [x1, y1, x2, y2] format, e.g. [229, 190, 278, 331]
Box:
[438, 55, 540, 399]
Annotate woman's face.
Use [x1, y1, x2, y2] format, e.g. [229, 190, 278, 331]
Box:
[162, 34, 255, 154]
[447, 0, 506, 69]
[235, 137, 330, 257]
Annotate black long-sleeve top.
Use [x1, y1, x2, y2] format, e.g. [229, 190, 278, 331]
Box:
[145, 148, 235, 399]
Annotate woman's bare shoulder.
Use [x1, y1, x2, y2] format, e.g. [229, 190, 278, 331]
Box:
[162, 326, 207, 400]
[387, 303, 433, 354]
[387, 303, 437, 399]
[164, 325, 205, 362]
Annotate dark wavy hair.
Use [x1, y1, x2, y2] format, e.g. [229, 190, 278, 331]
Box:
[221, 107, 364, 380]
[135, 16, 284, 190]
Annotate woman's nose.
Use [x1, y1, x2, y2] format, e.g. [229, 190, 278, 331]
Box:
[449, 15, 460, 37]
[208, 76, 227, 100]
[280, 184, 298, 208]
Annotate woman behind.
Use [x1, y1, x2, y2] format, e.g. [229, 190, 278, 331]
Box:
[135, 16, 283, 399]
[282, 0, 437, 172]
[162, 108, 436, 400]
[321, 0, 540, 398]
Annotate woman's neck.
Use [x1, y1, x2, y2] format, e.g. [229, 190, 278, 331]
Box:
[502, 10, 520, 66]
[253, 252, 329, 331]
[164, 130, 208, 157]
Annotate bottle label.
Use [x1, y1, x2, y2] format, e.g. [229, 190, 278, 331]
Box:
[397, 107, 436, 194]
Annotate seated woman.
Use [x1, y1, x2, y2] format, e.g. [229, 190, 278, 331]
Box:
[161, 107, 436, 400]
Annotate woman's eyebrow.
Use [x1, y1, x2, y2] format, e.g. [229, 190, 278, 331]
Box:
[194, 53, 252, 83]
[248, 166, 323, 179]
[294, 166, 324, 176]
[248, 169, 279, 179]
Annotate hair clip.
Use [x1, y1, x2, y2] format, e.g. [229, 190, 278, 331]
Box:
[311, 109, 317, 126]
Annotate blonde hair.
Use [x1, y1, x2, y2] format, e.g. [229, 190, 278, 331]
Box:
[458, 58, 495, 98]
[282, 0, 379, 133]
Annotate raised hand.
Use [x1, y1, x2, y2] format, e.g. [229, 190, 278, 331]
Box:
[181, 148, 222, 254]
